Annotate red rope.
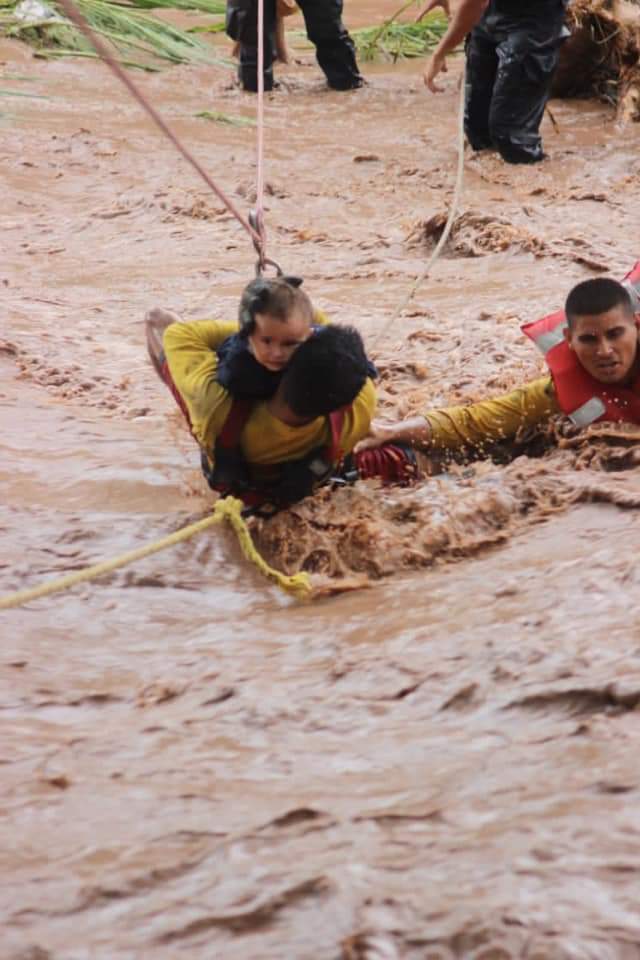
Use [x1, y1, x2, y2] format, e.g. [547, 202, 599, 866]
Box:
[354, 445, 417, 485]
[55, 0, 264, 255]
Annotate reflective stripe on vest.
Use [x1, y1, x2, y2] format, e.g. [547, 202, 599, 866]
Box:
[622, 280, 640, 313]
[531, 320, 567, 356]
[568, 396, 607, 428]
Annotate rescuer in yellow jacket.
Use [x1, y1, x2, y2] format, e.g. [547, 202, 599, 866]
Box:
[145, 276, 380, 506]
[355, 276, 640, 471]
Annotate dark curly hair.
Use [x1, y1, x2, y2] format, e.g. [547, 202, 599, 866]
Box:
[281, 324, 369, 419]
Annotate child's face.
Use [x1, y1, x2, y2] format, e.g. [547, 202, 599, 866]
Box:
[249, 310, 311, 372]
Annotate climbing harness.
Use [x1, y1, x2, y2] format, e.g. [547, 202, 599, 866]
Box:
[203, 399, 348, 509]
[0, 498, 311, 611]
[372, 62, 467, 346]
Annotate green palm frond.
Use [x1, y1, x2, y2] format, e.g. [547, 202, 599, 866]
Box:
[352, 13, 448, 62]
[0, 0, 226, 68]
[126, 0, 225, 15]
[195, 109, 256, 125]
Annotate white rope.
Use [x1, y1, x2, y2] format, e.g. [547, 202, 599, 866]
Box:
[254, 0, 267, 264]
[372, 62, 467, 346]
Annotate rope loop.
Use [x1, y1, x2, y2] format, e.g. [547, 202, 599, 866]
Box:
[255, 255, 284, 277]
[249, 207, 267, 270]
[250, 206, 282, 275]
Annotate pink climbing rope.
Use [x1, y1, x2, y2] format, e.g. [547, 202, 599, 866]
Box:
[55, 0, 265, 258]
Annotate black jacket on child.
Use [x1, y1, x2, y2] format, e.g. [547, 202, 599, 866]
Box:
[216, 328, 377, 400]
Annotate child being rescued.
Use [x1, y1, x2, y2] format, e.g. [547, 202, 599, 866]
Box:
[149, 276, 376, 400]
[145, 277, 415, 508]
[218, 274, 351, 396]
[354, 271, 640, 473]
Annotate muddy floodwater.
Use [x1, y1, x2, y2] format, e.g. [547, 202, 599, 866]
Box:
[4, 4, 640, 956]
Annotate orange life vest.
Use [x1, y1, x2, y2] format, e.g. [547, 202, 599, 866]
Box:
[522, 261, 640, 427]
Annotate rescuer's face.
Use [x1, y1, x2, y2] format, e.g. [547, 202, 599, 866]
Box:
[566, 306, 639, 385]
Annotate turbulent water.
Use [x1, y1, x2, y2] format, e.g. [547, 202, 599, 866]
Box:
[3, 6, 640, 957]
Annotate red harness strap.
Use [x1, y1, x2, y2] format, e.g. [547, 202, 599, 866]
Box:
[354, 444, 417, 485]
[159, 356, 194, 432]
[327, 407, 346, 464]
[217, 401, 346, 457]
[217, 397, 255, 448]
[210, 400, 348, 504]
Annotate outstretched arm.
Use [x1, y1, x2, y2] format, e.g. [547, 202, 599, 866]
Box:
[355, 416, 432, 453]
[356, 378, 558, 455]
[423, 0, 489, 92]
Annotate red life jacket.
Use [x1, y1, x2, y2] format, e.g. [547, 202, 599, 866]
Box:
[522, 261, 640, 427]
[206, 399, 348, 508]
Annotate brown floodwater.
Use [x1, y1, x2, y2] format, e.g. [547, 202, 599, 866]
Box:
[3, 4, 640, 956]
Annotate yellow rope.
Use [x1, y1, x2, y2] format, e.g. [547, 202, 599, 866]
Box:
[215, 497, 311, 598]
[0, 497, 311, 610]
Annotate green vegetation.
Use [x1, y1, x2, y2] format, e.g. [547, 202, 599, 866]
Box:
[0, 0, 226, 68]
[195, 109, 256, 125]
[0, 0, 448, 71]
[288, 0, 448, 62]
[352, 11, 448, 62]
[126, 0, 224, 12]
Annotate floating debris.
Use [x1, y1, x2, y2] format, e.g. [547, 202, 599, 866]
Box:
[554, 0, 640, 120]
[194, 109, 256, 126]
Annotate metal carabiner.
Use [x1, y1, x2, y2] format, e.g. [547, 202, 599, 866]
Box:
[248, 210, 283, 276]
[254, 255, 283, 277]
[248, 209, 264, 255]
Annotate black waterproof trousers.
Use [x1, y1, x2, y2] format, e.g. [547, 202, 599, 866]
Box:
[226, 0, 277, 91]
[226, 0, 362, 92]
[465, 2, 566, 164]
